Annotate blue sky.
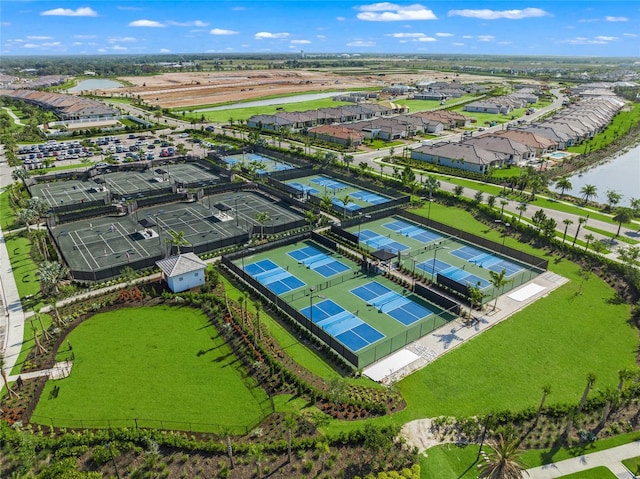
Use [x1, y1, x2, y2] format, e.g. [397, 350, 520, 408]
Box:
[2, 1, 639, 57]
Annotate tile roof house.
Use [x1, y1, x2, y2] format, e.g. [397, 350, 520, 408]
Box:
[307, 124, 365, 147]
[492, 130, 557, 155]
[155, 252, 207, 293]
[463, 135, 535, 164]
[411, 142, 504, 174]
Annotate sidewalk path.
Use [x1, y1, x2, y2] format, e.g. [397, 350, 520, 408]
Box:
[526, 440, 640, 478]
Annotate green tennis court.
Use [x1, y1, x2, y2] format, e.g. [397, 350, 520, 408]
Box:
[235, 239, 457, 367]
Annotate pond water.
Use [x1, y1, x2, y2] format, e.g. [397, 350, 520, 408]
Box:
[68, 79, 124, 92]
[566, 144, 640, 206]
[194, 91, 350, 112]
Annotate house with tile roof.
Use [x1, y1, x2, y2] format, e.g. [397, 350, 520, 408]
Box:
[411, 142, 504, 174]
[155, 252, 207, 293]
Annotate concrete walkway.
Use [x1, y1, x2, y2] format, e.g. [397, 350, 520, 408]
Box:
[526, 440, 640, 478]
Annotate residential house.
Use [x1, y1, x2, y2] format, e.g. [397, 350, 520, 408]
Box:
[411, 142, 505, 174]
[307, 124, 365, 147]
[491, 130, 557, 156]
[463, 135, 535, 165]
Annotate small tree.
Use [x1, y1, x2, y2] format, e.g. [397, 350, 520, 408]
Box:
[489, 268, 510, 311]
[255, 211, 271, 239]
[562, 218, 573, 243]
[612, 207, 633, 237]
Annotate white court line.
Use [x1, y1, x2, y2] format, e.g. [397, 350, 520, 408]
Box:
[67, 230, 100, 269]
[112, 223, 152, 257]
[185, 206, 228, 237]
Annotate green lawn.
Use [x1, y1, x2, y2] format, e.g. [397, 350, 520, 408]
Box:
[392, 205, 634, 419]
[557, 466, 617, 478]
[5, 232, 40, 300]
[0, 190, 18, 231]
[622, 455, 640, 476]
[421, 444, 485, 479]
[32, 305, 270, 433]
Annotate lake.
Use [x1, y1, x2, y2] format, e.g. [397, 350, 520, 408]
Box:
[566, 144, 640, 206]
[68, 79, 124, 92]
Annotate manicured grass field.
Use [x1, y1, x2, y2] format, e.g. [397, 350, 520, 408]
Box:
[31, 305, 270, 433]
[393, 205, 634, 419]
[622, 455, 640, 475]
[557, 466, 617, 478]
[0, 190, 18, 231]
[421, 444, 485, 479]
[5, 232, 40, 300]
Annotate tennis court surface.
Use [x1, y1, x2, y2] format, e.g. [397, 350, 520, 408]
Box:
[417, 258, 490, 288]
[451, 245, 523, 276]
[384, 219, 442, 243]
[351, 281, 435, 326]
[300, 299, 385, 352]
[244, 259, 306, 295]
[358, 229, 408, 254]
[288, 245, 350, 277]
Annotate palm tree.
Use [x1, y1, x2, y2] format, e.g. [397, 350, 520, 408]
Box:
[489, 268, 510, 311]
[16, 208, 35, 231]
[478, 433, 527, 479]
[606, 190, 622, 210]
[304, 209, 318, 229]
[320, 194, 333, 212]
[342, 154, 354, 171]
[572, 217, 587, 247]
[11, 167, 28, 183]
[423, 175, 440, 199]
[255, 211, 271, 239]
[500, 200, 509, 218]
[579, 184, 598, 204]
[535, 385, 551, 425]
[555, 177, 572, 197]
[165, 229, 190, 254]
[341, 194, 351, 218]
[618, 367, 635, 391]
[453, 185, 464, 197]
[284, 414, 297, 464]
[315, 440, 331, 472]
[613, 208, 633, 237]
[38, 261, 69, 296]
[253, 301, 262, 346]
[579, 372, 597, 411]
[583, 233, 595, 251]
[248, 444, 266, 479]
[562, 219, 573, 243]
[516, 202, 527, 224]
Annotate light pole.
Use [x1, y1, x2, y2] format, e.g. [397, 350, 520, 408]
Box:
[234, 197, 239, 226]
[476, 414, 494, 462]
[431, 243, 450, 280]
[240, 244, 253, 280]
[309, 287, 325, 323]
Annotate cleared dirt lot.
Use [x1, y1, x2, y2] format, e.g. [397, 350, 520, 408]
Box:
[108, 69, 498, 109]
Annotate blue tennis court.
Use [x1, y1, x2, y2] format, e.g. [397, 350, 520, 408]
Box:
[350, 190, 390, 205]
[383, 220, 442, 244]
[451, 246, 523, 276]
[288, 245, 351, 277]
[332, 197, 361, 211]
[416, 258, 451, 275]
[358, 229, 409, 253]
[300, 298, 384, 352]
[288, 182, 319, 195]
[350, 281, 434, 326]
[244, 259, 306, 295]
[310, 177, 347, 190]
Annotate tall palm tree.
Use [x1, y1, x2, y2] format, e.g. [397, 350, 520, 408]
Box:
[612, 208, 633, 238]
[342, 154, 354, 171]
[489, 269, 510, 311]
[618, 367, 635, 391]
[423, 175, 440, 199]
[255, 211, 271, 239]
[572, 217, 587, 247]
[606, 190, 622, 210]
[165, 229, 190, 254]
[11, 167, 28, 184]
[478, 433, 527, 479]
[580, 184, 598, 204]
[516, 202, 527, 224]
[578, 372, 597, 411]
[583, 233, 595, 251]
[253, 301, 262, 345]
[16, 208, 35, 231]
[341, 194, 351, 218]
[535, 385, 551, 425]
[555, 177, 572, 197]
[500, 200, 509, 218]
[562, 219, 573, 243]
[320, 194, 333, 212]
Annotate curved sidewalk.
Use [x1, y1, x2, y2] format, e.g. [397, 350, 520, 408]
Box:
[526, 441, 640, 478]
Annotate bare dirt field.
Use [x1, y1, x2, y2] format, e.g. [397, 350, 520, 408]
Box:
[106, 69, 498, 109]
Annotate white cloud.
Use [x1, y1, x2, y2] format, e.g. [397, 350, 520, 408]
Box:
[336, 16, 346, 21]
[356, 3, 437, 22]
[605, 16, 628, 22]
[346, 40, 376, 47]
[23, 43, 40, 48]
[436, 32, 453, 37]
[291, 40, 311, 44]
[448, 8, 548, 20]
[129, 19, 165, 27]
[74, 34, 96, 39]
[417, 36, 436, 42]
[167, 20, 209, 27]
[623, 33, 638, 37]
[255, 31, 290, 39]
[210, 28, 239, 35]
[108, 36, 136, 43]
[112, 45, 128, 51]
[42, 42, 62, 47]
[462, 35, 473, 39]
[564, 37, 609, 45]
[41, 7, 98, 17]
[595, 36, 617, 41]
[452, 42, 464, 46]
[477, 35, 495, 42]
[27, 35, 52, 40]
[387, 32, 425, 38]
[72, 42, 83, 46]
[160, 48, 171, 53]
[317, 34, 327, 39]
